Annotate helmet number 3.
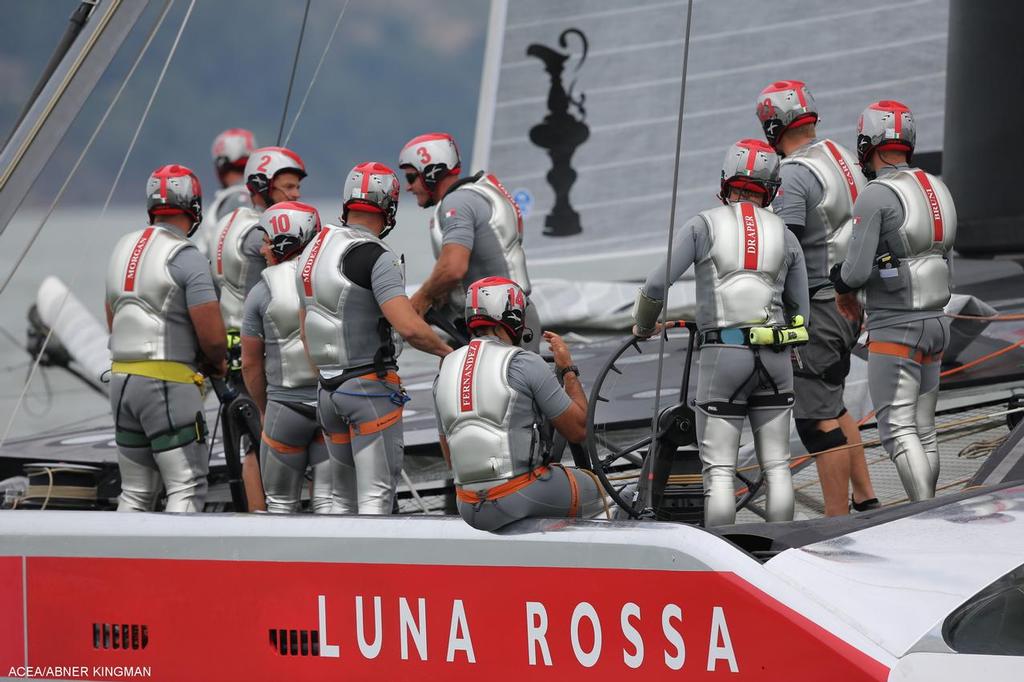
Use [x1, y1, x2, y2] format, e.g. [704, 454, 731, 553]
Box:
[269, 214, 291, 235]
[256, 155, 272, 173]
[416, 146, 431, 164]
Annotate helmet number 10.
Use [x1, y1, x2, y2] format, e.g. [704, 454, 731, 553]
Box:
[269, 214, 291, 234]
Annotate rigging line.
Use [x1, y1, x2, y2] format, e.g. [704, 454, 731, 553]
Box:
[277, 0, 312, 146]
[644, 0, 694, 513]
[283, 0, 351, 147]
[0, 0, 174, 299]
[0, 0, 195, 452]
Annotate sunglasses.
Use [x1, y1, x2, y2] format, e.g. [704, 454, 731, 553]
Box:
[404, 171, 419, 185]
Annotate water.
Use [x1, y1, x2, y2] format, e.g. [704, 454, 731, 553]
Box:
[0, 199, 440, 442]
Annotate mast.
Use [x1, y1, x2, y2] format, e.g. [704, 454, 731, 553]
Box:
[0, 0, 146, 236]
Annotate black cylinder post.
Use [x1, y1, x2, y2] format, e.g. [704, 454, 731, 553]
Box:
[944, 0, 1024, 255]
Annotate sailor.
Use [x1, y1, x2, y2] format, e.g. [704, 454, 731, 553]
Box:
[756, 80, 879, 515]
[241, 201, 329, 513]
[193, 128, 256, 257]
[398, 132, 540, 351]
[830, 101, 956, 501]
[210, 145, 305, 508]
[298, 162, 453, 514]
[433, 277, 605, 531]
[105, 165, 227, 512]
[632, 140, 810, 527]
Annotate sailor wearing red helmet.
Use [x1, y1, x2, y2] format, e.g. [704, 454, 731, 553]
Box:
[757, 80, 879, 516]
[209, 145, 306, 509]
[298, 162, 452, 514]
[433, 277, 606, 531]
[830, 101, 957, 501]
[241, 201, 329, 513]
[193, 128, 257, 257]
[398, 132, 541, 352]
[105, 165, 227, 512]
[633, 140, 810, 527]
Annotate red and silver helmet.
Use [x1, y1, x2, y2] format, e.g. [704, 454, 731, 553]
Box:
[719, 139, 780, 207]
[243, 146, 306, 206]
[465, 277, 530, 345]
[146, 164, 203, 236]
[756, 80, 818, 150]
[258, 200, 321, 261]
[342, 162, 400, 238]
[398, 132, 461, 194]
[211, 128, 255, 181]
[856, 100, 915, 171]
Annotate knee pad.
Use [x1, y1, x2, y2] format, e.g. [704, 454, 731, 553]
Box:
[795, 418, 847, 454]
[821, 356, 851, 386]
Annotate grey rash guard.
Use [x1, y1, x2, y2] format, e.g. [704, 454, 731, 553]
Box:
[774, 154, 829, 287]
[242, 280, 315, 403]
[641, 214, 810, 329]
[433, 342, 573, 460]
[239, 228, 267, 298]
[840, 164, 946, 331]
[163, 242, 219, 364]
[216, 185, 250, 221]
[436, 188, 512, 289]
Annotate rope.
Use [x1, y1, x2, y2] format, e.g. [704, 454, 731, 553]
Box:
[646, 0, 694, 512]
[401, 469, 431, 514]
[276, 0, 312, 145]
[283, 0, 351, 147]
[0, 0, 195, 452]
[0, 0, 174, 299]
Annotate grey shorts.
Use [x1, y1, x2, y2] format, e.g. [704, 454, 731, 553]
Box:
[109, 374, 206, 448]
[793, 297, 861, 421]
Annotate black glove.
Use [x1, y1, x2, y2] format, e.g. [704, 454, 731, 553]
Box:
[829, 263, 855, 294]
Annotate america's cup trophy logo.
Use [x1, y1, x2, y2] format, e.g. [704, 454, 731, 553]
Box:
[527, 28, 589, 237]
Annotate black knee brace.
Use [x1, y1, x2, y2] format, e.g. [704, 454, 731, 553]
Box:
[795, 418, 847, 454]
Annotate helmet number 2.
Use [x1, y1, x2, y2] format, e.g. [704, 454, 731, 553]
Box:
[269, 214, 291, 235]
[256, 155, 272, 173]
[416, 147, 431, 164]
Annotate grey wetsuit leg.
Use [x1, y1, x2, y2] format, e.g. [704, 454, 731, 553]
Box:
[456, 465, 606, 532]
[319, 374, 405, 514]
[317, 385, 358, 514]
[260, 400, 327, 513]
[868, 318, 948, 501]
[110, 374, 208, 512]
[695, 345, 794, 526]
[308, 433, 332, 514]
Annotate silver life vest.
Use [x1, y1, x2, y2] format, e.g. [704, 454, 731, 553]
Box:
[106, 225, 193, 362]
[298, 225, 399, 373]
[212, 206, 261, 330]
[260, 259, 316, 388]
[782, 138, 864, 275]
[696, 203, 788, 330]
[430, 173, 531, 310]
[865, 169, 957, 311]
[195, 184, 250, 257]
[434, 338, 537, 488]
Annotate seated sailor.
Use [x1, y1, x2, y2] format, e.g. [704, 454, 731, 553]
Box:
[633, 139, 811, 527]
[433, 276, 606, 531]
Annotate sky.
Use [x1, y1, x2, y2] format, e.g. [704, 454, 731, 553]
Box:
[0, 0, 491, 206]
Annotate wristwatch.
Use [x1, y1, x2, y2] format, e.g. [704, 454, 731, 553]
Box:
[558, 365, 580, 380]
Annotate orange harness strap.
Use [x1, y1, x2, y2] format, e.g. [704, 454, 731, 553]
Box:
[455, 466, 550, 504]
[560, 464, 580, 517]
[261, 432, 304, 454]
[327, 431, 352, 444]
[355, 407, 403, 436]
[867, 340, 942, 364]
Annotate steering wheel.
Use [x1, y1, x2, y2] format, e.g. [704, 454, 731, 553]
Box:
[583, 321, 764, 521]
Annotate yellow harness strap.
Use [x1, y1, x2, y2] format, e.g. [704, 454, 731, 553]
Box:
[111, 360, 205, 388]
